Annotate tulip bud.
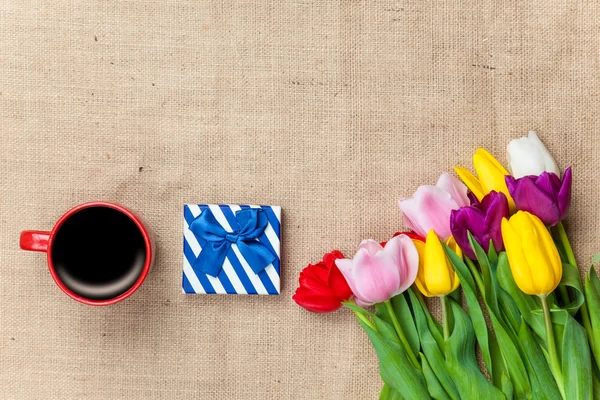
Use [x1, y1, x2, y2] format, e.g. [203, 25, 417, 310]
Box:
[335, 235, 419, 306]
[507, 131, 560, 179]
[292, 250, 353, 313]
[399, 173, 469, 241]
[450, 191, 509, 259]
[501, 211, 562, 295]
[413, 230, 461, 297]
[455, 148, 516, 212]
[505, 167, 572, 227]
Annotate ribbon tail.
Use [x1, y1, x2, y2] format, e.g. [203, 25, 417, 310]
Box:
[237, 240, 277, 274]
[192, 240, 231, 277]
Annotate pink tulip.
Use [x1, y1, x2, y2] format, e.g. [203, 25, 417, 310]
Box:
[399, 173, 469, 241]
[335, 235, 419, 306]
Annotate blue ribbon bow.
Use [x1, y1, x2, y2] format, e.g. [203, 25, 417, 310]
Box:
[189, 208, 276, 277]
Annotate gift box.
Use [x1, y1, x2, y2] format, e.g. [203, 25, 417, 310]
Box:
[182, 204, 281, 295]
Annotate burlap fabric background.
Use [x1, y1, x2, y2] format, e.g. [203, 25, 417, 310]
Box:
[1, 0, 598, 398]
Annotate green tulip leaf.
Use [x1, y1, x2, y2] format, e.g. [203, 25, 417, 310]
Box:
[490, 333, 510, 392]
[496, 252, 547, 338]
[375, 293, 420, 356]
[592, 253, 600, 265]
[357, 315, 431, 399]
[551, 230, 568, 264]
[557, 262, 585, 316]
[592, 372, 600, 400]
[444, 244, 494, 377]
[408, 289, 460, 400]
[584, 268, 600, 371]
[413, 293, 444, 349]
[379, 384, 404, 400]
[372, 313, 403, 346]
[343, 301, 373, 316]
[590, 265, 600, 294]
[468, 232, 499, 314]
[463, 239, 532, 398]
[497, 289, 522, 334]
[562, 315, 593, 400]
[517, 321, 562, 400]
[500, 373, 514, 400]
[444, 299, 505, 400]
[421, 353, 452, 400]
[488, 239, 498, 268]
[482, 273, 532, 398]
[487, 311, 532, 398]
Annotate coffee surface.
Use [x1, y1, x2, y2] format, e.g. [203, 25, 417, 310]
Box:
[52, 207, 146, 300]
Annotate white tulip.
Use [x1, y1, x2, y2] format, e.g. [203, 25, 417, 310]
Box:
[506, 131, 560, 178]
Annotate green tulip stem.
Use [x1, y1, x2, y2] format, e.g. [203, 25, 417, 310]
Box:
[540, 294, 566, 399]
[352, 309, 376, 331]
[556, 221, 595, 356]
[556, 221, 576, 268]
[553, 222, 573, 305]
[384, 300, 421, 370]
[464, 257, 485, 295]
[441, 295, 450, 341]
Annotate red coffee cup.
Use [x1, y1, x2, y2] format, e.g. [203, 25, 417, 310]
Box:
[20, 202, 153, 306]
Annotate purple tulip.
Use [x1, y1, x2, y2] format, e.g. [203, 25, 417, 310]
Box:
[505, 167, 572, 227]
[450, 191, 509, 259]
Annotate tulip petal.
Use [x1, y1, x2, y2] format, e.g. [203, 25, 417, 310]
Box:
[354, 297, 375, 307]
[394, 231, 426, 242]
[520, 213, 557, 294]
[481, 191, 509, 252]
[436, 172, 470, 208]
[507, 132, 560, 178]
[505, 175, 518, 198]
[450, 206, 485, 259]
[507, 175, 560, 226]
[534, 172, 562, 198]
[399, 185, 457, 240]
[453, 206, 486, 238]
[445, 236, 462, 292]
[292, 287, 342, 313]
[351, 248, 401, 304]
[527, 131, 560, 176]
[473, 148, 516, 211]
[413, 240, 434, 297]
[327, 263, 353, 300]
[299, 263, 329, 290]
[501, 216, 536, 295]
[423, 230, 454, 296]
[475, 148, 511, 177]
[322, 250, 344, 269]
[400, 199, 421, 235]
[524, 212, 562, 294]
[557, 166, 572, 220]
[335, 258, 362, 300]
[359, 239, 385, 256]
[454, 166, 485, 201]
[384, 234, 419, 294]
[446, 235, 463, 259]
[507, 137, 548, 178]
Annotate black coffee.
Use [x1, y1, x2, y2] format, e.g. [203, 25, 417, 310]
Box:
[51, 206, 147, 300]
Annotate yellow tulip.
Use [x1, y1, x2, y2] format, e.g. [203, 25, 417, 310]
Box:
[501, 211, 562, 295]
[454, 148, 516, 212]
[413, 230, 461, 297]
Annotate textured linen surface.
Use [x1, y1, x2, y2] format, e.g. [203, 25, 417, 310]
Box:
[1, 0, 599, 399]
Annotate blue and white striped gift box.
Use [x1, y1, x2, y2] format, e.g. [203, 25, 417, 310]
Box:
[182, 204, 281, 295]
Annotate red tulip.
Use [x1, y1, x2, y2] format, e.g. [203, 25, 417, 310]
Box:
[293, 250, 353, 313]
[381, 231, 425, 247]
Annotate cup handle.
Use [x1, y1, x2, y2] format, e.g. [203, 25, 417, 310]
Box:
[20, 230, 51, 252]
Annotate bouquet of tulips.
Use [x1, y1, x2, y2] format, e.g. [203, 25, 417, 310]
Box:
[293, 132, 600, 400]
